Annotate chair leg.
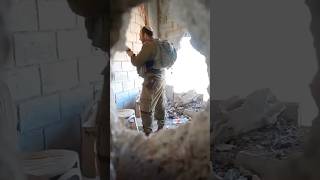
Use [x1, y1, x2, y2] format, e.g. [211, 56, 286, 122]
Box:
[57, 168, 82, 180]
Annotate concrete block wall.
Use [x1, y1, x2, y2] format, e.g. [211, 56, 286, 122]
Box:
[158, 0, 186, 48]
[111, 6, 146, 109]
[1, 0, 106, 152]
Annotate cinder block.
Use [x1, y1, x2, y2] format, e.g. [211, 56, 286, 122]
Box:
[125, 31, 137, 42]
[114, 72, 127, 81]
[57, 30, 91, 59]
[122, 61, 136, 71]
[79, 55, 106, 83]
[14, 32, 57, 66]
[19, 94, 60, 133]
[44, 117, 81, 152]
[111, 81, 123, 93]
[38, 0, 76, 30]
[125, 41, 134, 51]
[1, 66, 41, 101]
[127, 70, 139, 80]
[130, 23, 142, 33]
[41, 60, 78, 94]
[122, 80, 135, 91]
[18, 129, 45, 152]
[111, 62, 122, 72]
[135, 14, 145, 27]
[135, 79, 143, 89]
[111, 51, 128, 62]
[9, 0, 38, 32]
[60, 85, 93, 121]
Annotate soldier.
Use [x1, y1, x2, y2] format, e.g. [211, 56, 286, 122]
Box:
[126, 26, 166, 136]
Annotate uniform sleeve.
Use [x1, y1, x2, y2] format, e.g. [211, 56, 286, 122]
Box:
[131, 43, 155, 67]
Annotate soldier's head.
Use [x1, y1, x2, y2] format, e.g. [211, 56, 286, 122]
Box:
[139, 26, 153, 43]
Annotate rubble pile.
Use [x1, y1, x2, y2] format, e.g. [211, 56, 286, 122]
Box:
[165, 90, 206, 128]
[211, 89, 310, 180]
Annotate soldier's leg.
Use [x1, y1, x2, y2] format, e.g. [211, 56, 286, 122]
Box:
[140, 82, 154, 136]
[140, 76, 165, 135]
[154, 84, 165, 131]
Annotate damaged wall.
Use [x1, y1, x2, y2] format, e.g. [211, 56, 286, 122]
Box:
[213, 0, 317, 126]
[158, 0, 186, 49]
[111, 5, 147, 109]
[0, 0, 106, 152]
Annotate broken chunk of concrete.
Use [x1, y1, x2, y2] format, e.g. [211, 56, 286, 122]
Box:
[213, 89, 286, 143]
[227, 89, 285, 135]
[174, 90, 203, 105]
[219, 96, 244, 112]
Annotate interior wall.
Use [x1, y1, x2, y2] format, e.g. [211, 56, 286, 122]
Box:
[0, 0, 106, 152]
[111, 5, 147, 109]
[213, 0, 318, 126]
[158, 0, 186, 48]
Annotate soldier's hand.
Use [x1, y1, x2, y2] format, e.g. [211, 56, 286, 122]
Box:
[126, 49, 134, 57]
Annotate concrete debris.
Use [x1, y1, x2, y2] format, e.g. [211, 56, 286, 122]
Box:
[174, 90, 204, 105]
[213, 88, 286, 144]
[212, 89, 308, 180]
[166, 91, 205, 125]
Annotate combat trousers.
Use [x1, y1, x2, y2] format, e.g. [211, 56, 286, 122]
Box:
[139, 74, 166, 136]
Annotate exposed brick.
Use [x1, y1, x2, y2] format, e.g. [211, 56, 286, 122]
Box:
[125, 31, 137, 42]
[130, 23, 142, 33]
[19, 94, 60, 132]
[122, 61, 136, 71]
[18, 129, 45, 152]
[14, 32, 57, 66]
[1, 66, 41, 101]
[135, 79, 143, 89]
[44, 118, 81, 152]
[114, 71, 127, 81]
[111, 62, 122, 71]
[122, 80, 135, 91]
[135, 14, 145, 27]
[127, 70, 139, 80]
[41, 60, 78, 94]
[57, 30, 91, 59]
[38, 0, 76, 30]
[125, 41, 134, 51]
[9, 0, 38, 32]
[111, 51, 128, 62]
[111, 81, 123, 93]
[60, 85, 93, 121]
[132, 7, 140, 15]
[79, 55, 106, 82]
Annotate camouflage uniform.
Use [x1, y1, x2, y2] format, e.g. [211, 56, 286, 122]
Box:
[131, 40, 166, 136]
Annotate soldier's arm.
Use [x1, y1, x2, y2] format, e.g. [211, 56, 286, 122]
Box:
[130, 43, 154, 67]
